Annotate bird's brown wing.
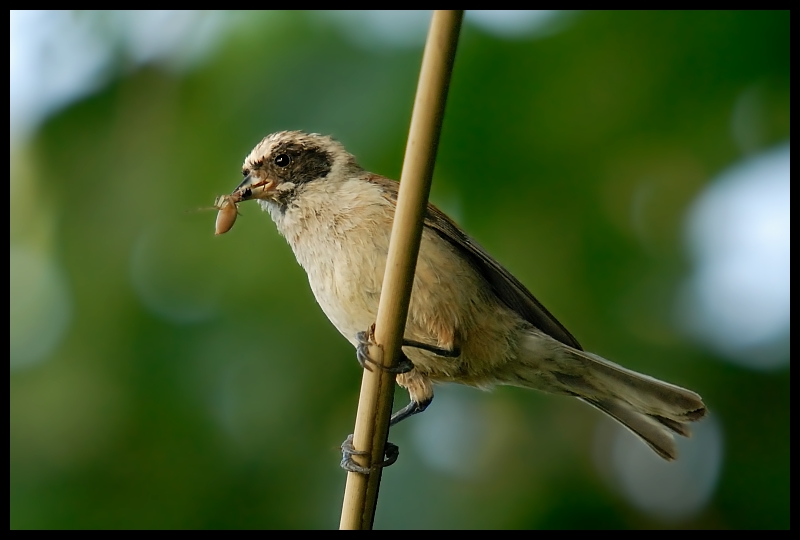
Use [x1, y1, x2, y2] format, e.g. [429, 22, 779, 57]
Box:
[365, 174, 582, 351]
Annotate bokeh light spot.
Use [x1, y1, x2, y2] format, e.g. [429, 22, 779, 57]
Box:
[596, 413, 723, 522]
[678, 143, 790, 369]
[410, 385, 489, 479]
[10, 245, 72, 370]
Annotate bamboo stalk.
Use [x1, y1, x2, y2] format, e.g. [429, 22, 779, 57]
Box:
[339, 10, 463, 531]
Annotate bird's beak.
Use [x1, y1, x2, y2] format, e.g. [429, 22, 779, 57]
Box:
[234, 174, 276, 201]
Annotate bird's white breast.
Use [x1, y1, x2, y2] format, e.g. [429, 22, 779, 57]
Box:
[260, 178, 393, 345]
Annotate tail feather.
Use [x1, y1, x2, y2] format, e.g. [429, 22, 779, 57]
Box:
[573, 351, 707, 460]
[514, 337, 707, 460]
[652, 414, 692, 438]
[576, 351, 707, 422]
[581, 397, 681, 460]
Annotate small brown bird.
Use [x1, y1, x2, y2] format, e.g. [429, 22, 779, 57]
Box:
[226, 131, 706, 471]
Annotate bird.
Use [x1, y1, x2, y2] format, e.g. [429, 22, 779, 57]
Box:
[223, 130, 707, 472]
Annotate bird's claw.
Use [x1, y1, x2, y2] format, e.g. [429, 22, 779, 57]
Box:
[340, 433, 399, 474]
[355, 324, 414, 374]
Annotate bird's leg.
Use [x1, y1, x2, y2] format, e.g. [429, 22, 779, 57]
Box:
[355, 324, 461, 373]
[390, 396, 433, 426]
[355, 324, 414, 374]
[340, 395, 430, 473]
[340, 434, 399, 475]
[347, 326, 453, 472]
[402, 339, 461, 358]
[346, 324, 408, 473]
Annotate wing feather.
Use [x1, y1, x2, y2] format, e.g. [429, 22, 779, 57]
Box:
[365, 174, 582, 350]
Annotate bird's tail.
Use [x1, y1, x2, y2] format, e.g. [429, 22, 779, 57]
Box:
[512, 336, 707, 460]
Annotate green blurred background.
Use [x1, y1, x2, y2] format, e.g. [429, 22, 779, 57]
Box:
[10, 10, 789, 529]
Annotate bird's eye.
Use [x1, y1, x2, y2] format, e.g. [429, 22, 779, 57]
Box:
[241, 168, 249, 177]
[274, 154, 291, 168]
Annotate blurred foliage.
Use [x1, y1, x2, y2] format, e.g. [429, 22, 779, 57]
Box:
[10, 10, 789, 529]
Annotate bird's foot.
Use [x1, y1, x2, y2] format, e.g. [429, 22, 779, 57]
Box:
[355, 324, 414, 374]
[340, 433, 399, 474]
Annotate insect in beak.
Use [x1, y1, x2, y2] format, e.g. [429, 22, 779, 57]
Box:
[213, 193, 241, 235]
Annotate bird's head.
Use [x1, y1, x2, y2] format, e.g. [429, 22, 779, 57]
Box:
[233, 131, 359, 205]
